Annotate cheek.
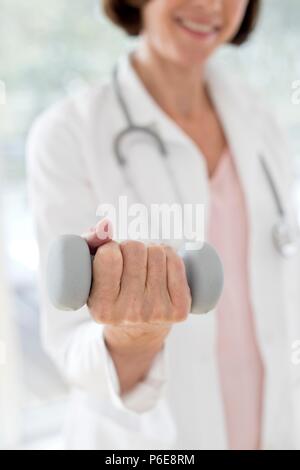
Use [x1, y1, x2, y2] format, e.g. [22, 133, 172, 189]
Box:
[143, 2, 177, 47]
[222, 0, 249, 39]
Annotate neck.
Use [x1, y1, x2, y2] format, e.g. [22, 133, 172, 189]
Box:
[132, 38, 210, 121]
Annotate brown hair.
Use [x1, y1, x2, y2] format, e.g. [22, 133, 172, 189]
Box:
[102, 0, 261, 45]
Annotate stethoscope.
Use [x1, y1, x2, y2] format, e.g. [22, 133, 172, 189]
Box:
[112, 65, 300, 258]
[260, 157, 300, 257]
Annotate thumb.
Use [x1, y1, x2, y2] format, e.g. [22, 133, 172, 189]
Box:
[82, 218, 113, 254]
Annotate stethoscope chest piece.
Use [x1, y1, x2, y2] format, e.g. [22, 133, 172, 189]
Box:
[272, 217, 300, 258]
[260, 154, 300, 258]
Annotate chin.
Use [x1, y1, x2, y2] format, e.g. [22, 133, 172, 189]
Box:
[166, 33, 223, 68]
[171, 44, 218, 68]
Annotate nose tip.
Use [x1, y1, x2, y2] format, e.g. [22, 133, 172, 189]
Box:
[207, 0, 222, 13]
[189, 0, 222, 15]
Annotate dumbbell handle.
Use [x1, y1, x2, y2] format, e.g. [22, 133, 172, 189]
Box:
[47, 235, 224, 315]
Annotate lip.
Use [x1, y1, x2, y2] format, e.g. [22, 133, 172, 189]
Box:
[174, 16, 221, 41]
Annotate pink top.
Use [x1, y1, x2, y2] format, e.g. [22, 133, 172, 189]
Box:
[207, 149, 264, 450]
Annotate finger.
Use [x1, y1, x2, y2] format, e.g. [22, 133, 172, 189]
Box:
[144, 245, 172, 324]
[146, 244, 168, 294]
[165, 246, 191, 321]
[88, 241, 123, 322]
[118, 241, 148, 322]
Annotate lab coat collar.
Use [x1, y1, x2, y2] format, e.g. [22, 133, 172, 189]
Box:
[115, 49, 264, 231]
[116, 50, 258, 155]
[116, 49, 262, 211]
[116, 51, 212, 149]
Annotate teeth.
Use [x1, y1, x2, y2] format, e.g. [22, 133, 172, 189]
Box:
[179, 19, 214, 34]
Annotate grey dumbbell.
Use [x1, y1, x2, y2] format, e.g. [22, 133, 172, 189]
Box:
[47, 235, 224, 314]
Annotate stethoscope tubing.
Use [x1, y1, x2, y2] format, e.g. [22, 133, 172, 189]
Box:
[112, 63, 299, 258]
[112, 64, 185, 206]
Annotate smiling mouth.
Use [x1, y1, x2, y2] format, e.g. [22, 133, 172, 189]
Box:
[174, 16, 221, 37]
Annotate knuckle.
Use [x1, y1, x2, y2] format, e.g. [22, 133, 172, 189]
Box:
[121, 297, 143, 322]
[124, 313, 142, 325]
[164, 246, 186, 273]
[149, 302, 172, 324]
[173, 305, 189, 323]
[121, 241, 147, 269]
[95, 241, 122, 265]
[121, 240, 146, 255]
[163, 245, 177, 256]
[88, 301, 111, 324]
[123, 312, 142, 325]
[169, 250, 185, 271]
[148, 244, 166, 263]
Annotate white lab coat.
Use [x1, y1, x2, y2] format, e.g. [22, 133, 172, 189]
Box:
[27, 51, 300, 450]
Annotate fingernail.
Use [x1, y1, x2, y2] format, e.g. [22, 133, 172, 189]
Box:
[96, 219, 111, 240]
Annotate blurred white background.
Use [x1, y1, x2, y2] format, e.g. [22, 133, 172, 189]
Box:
[0, 0, 299, 449]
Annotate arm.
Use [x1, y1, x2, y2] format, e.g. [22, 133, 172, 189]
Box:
[26, 105, 111, 395]
[104, 324, 170, 394]
[26, 102, 182, 417]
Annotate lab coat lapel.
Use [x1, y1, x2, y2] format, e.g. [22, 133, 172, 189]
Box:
[205, 61, 260, 208]
[207, 62, 294, 449]
[116, 53, 210, 246]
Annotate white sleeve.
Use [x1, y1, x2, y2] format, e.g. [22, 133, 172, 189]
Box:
[26, 102, 168, 413]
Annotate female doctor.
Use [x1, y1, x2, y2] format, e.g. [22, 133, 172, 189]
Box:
[27, 0, 300, 450]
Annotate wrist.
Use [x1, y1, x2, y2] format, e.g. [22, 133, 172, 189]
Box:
[104, 324, 170, 358]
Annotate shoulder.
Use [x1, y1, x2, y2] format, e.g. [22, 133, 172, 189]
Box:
[28, 78, 115, 142]
[208, 57, 278, 116]
[26, 80, 117, 180]
[208, 58, 292, 179]
[208, 58, 289, 149]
